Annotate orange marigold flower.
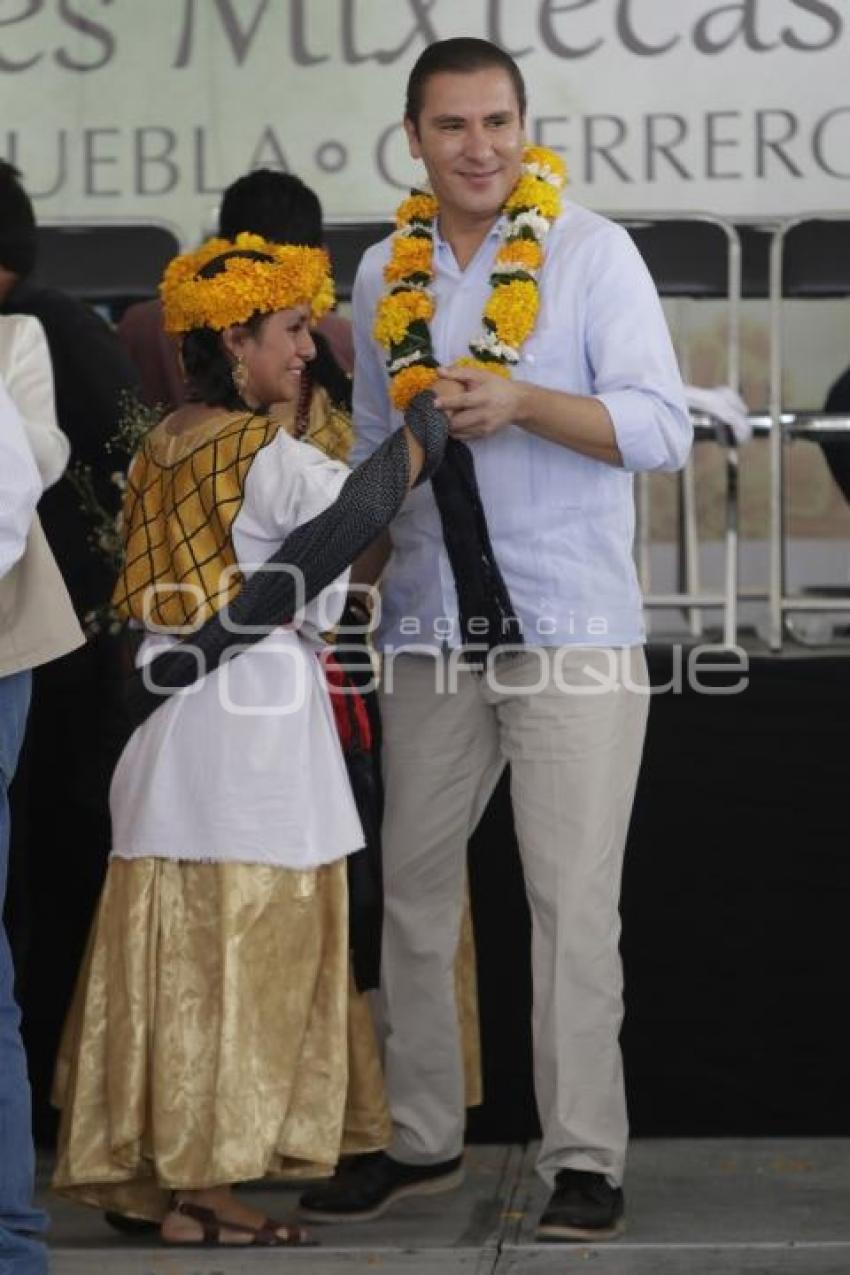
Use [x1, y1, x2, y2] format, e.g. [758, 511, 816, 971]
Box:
[483, 279, 539, 350]
[456, 357, 512, 378]
[504, 175, 561, 219]
[496, 238, 543, 271]
[396, 192, 439, 226]
[384, 235, 433, 283]
[373, 289, 435, 347]
[389, 364, 439, 410]
[160, 237, 334, 333]
[311, 270, 336, 320]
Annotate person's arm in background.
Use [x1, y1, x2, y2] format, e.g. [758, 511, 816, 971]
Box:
[18, 288, 140, 472]
[1, 315, 69, 488]
[0, 375, 42, 580]
[11, 286, 142, 613]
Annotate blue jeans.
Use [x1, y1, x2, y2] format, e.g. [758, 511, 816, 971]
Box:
[0, 670, 48, 1275]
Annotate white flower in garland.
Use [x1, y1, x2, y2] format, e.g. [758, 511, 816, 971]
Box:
[510, 209, 553, 239]
[388, 347, 430, 374]
[470, 328, 522, 365]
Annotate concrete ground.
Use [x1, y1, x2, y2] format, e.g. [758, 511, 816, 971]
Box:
[39, 1138, 850, 1274]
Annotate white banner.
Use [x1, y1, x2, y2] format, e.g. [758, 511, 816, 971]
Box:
[1, 0, 849, 244]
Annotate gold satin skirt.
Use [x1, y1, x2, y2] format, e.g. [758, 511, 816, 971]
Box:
[51, 856, 391, 1220]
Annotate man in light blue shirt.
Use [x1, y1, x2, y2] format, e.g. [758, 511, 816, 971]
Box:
[352, 187, 690, 657]
[300, 37, 691, 1242]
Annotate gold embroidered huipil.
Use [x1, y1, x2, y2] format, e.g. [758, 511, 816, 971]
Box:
[112, 411, 284, 632]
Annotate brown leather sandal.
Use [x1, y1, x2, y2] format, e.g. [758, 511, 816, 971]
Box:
[163, 1199, 317, 1248]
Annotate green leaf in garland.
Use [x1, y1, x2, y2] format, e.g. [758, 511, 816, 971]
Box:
[490, 270, 535, 286]
[389, 316, 435, 362]
[505, 225, 541, 243]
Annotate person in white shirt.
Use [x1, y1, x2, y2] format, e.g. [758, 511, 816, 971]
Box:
[299, 37, 691, 1242]
[0, 315, 69, 490]
[0, 374, 81, 1275]
[0, 377, 42, 574]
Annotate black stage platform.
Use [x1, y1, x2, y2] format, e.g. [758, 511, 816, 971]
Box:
[467, 643, 850, 1143]
[10, 642, 850, 1147]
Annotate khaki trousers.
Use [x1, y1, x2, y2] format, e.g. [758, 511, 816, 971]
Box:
[377, 646, 649, 1186]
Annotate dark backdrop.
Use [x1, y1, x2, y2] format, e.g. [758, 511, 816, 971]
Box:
[466, 646, 850, 1142]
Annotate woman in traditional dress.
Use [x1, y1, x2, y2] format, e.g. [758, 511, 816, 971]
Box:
[50, 232, 445, 1248]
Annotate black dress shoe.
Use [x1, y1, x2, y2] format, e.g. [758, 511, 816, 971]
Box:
[536, 1168, 624, 1241]
[299, 1150, 464, 1222]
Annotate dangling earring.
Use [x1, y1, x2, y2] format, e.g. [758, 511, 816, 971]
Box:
[232, 356, 250, 402]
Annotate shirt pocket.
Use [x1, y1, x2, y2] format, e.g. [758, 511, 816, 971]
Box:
[516, 326, 588, 393]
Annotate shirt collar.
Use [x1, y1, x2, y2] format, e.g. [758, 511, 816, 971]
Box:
[433, 214, 505, 253]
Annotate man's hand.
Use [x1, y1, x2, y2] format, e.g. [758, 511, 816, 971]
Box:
[434, 364, 623, 466]
[433, 364, 527, 440]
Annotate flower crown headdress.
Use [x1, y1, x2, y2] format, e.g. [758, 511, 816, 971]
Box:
[160, 231, 335, 335]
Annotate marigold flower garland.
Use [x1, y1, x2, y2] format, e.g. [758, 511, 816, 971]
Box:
[161, 231, 335, 335]
[374, 145, 567, 411]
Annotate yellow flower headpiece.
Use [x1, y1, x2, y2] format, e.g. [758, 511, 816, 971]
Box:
[160, 231, 335, 335]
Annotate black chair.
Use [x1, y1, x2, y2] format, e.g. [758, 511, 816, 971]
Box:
[610, 213, 743, 647]
[32, 221, 181, 319]
[767, 215, 850, 649]
[324, 220, 393, 303]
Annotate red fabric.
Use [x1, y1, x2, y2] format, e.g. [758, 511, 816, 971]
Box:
[322, 650, 372, 752]
[117, 298, 186, 410]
